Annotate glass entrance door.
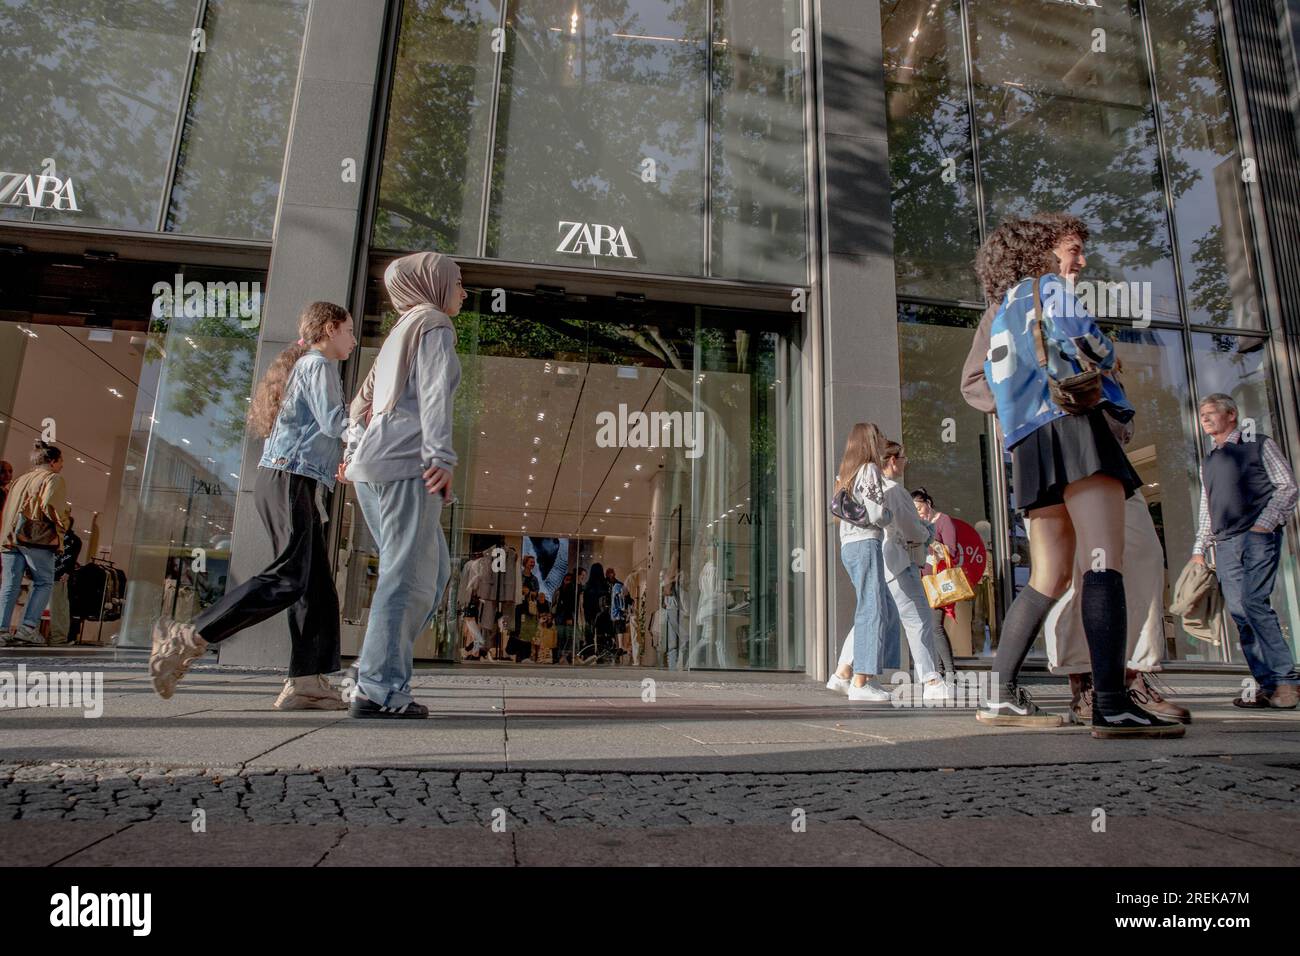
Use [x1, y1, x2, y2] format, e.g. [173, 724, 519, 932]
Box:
[335, 280, 806, 671]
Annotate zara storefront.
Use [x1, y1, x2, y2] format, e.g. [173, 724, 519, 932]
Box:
[2, 0, 1299, 678]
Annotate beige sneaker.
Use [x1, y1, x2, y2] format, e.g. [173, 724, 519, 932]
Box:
[149, 617, 209, 699]
[273, 674, 348, 711]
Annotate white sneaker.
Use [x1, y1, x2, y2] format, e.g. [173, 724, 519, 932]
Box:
[923, 679, 955, 701]
[846, 680, 891, 702]
[825, 674, 851, 694]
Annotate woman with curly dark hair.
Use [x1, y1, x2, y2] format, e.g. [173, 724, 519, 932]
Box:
[149, 301, 356, 710]
[966, 214, 1183, 739]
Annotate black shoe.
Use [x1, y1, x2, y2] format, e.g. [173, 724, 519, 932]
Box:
[349, 694, 429, 719]
[1091, 690, 1185, 739]
[975, 684, 1062, 727]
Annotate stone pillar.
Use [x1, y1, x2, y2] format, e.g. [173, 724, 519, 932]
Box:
[218, 0, 391, 667]
[815, 0, 900, 672]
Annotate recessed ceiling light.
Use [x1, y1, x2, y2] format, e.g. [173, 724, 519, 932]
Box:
[533, 436, 540, 444]
[605, 508, 611, 513]
[623, 482, 630, 489]
[531, 457, 538, 464]
[528, 475, 535, 481]
[634, 464, 641, 471]
[181, 438, 191, 445]
[537, 412, 545, 421]
[527, 489, 533, 495]
[613, 496, 621, 501]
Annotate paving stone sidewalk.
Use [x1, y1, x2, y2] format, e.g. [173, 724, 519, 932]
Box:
[3, 756, 1298, 828]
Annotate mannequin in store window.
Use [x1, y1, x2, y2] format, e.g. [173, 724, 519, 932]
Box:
[148, 302, 357, 710]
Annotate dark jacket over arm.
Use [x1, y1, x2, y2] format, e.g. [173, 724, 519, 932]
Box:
[960, 304, 998, 415]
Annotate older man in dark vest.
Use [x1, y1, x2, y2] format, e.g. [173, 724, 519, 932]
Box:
[1192, 394, 1300, 708]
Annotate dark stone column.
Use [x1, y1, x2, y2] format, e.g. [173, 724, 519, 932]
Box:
[219, 0, 391, 667]
[815, 0, 900, 672]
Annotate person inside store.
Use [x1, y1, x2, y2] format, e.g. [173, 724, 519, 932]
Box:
[343, 252, 465, 717]
[581, 562, 613, 663]
[554, 571, 577, 663]
[0, 460, 13, 619]
[606, 566, 629, 661]
[148, 301, 357, 710]
[48, 504, 82, 645]
[970, 213, 1183, 738]
[832, 422, 897, 700]
[909, 488, 961, 680]
[961, 213, 1190, 727]
[829, 438, 952, 701]
[0, 441, 70, 646]
[1192, 393, 1300, 709]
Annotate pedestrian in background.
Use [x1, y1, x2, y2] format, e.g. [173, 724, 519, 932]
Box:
[1192, 393, 1299, 709]
[0, 441, 69, 645]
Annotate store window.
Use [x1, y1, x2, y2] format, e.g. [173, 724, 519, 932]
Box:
[967, 0, 1181, 324]
[1147, 0, 1262, 330]
[0, 255, 260, 645]
[335, 276, 806, 668]
[374, 0, 808, 283]
[0, 0, 199, 230]
[166, 0, 309, 239]
[882, 0, 982, 302]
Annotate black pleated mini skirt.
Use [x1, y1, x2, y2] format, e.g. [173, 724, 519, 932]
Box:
[1010, 408, 1143, 513]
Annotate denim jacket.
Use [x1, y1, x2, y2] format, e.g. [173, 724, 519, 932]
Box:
[258, 349, 348, 489]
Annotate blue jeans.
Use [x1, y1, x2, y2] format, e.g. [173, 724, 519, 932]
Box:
[841, 537, 888, 676]
[1215, 529, 1300, 691]
[0, 547, 56, 633]
[353, 479, 449, 708]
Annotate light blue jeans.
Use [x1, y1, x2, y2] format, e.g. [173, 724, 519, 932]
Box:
[353, 479, 448, 708]
[837, 565, 941, 681]
[841, 537, 888, 676]
[1, 546, 56, 633]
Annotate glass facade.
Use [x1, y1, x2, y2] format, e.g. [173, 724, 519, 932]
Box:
[883, 0, 1299, 664]
[374, 0, 809, 284]
[0, 0, 305, 238]
[0, 254, 262, 646]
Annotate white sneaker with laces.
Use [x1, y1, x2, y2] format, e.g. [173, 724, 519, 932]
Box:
[825, 674, 851, 694]
[846, 680, 891, 702]
[923, 679, 955, 701]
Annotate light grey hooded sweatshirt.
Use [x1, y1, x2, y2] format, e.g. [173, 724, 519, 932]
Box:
[343, 252, 462, 482]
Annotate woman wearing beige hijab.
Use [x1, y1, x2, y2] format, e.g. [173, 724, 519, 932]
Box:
[342, 251, 467, 718]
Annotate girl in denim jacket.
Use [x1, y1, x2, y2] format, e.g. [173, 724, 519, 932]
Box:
[148, 301, 357, 710]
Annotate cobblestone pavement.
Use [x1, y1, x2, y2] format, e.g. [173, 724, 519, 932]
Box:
[3, 757, 1297, 828]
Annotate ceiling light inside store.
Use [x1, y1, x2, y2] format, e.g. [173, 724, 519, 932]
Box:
[623, 482, 629, 488]
[531, 457, 538, 464]
[613, 496, 620, 501]
[181, 438, 191, 445]
[537, 412, 545, 421]
[634, 464, 641, 471]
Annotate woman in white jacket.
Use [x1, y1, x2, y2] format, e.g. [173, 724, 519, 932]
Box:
[830, 439, 952, 701]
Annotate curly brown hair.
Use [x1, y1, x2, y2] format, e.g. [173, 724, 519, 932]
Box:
[974, 212, 1090, 304]
[247, 301, 351, 438]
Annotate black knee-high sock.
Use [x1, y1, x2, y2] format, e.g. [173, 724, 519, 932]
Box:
[991, 586, 1055, 690]
[1081, 569, 1126, 695]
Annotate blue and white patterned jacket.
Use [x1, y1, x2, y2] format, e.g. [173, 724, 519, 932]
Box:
[984, 274, 1132, 450]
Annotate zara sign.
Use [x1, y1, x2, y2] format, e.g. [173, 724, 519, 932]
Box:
[0, 170, 80, 211]
[556, 220, 637, 259]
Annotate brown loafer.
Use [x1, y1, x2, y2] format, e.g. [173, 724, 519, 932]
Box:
[1267, 684, 1299, 709]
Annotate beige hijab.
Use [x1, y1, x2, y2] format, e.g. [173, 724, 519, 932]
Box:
[351, 253, 460, 421]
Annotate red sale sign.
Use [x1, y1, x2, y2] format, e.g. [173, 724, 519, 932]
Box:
[949, 517, 988, 582]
